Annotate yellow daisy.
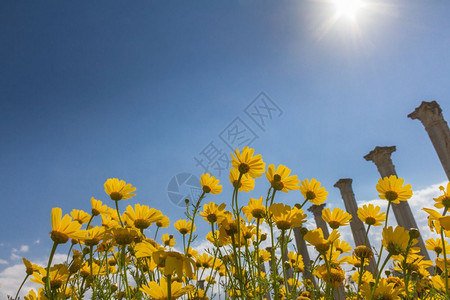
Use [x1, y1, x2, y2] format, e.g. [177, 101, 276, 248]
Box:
[382, 226, 411, 255]
[104, 178, 136, 201]
[229, 168, 255, 192]
[50, 207, 85, 244]
[269, 203, 307, 230]
[242, 197, 266, 222]
[199, 202, 227, 224]
[357, 204, 386, 226]
[231, 146, 265, 178]
[376, 175, 412, 204]
[265, 164, 300, 192]
[200, 173, 222, 194]
[361, 278, 404, 300]
[425, 238, 449, 256]
[70, 209, 91, 225]
[322, 207, 352, 229]
[434, 182, 450, 209]
[162, 233, 176, 247]
[299, 178, 328, 205]
[304, 228, 340, 253]
[140, 277, 194, 299]
[91, 197, 110, 216]
[155, 215, 170, 228]
[123, 203, 162, 230]
[174, 219, 195, 235]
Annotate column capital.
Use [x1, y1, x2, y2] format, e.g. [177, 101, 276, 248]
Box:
[364, 146, 396, 163]
[307, 204, 326, 217]
[408, 101, 444, 128]
[334, 178, 353, 192]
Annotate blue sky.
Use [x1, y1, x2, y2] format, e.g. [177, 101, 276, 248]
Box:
[1, 0, 450, 294]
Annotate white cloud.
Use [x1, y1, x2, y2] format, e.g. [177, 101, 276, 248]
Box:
[10, 253, 20, 261]
[0, 253, 66, 299]
[0, 259, 8, 265]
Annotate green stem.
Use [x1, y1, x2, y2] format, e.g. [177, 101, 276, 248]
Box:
[114, 200, 124, 227]
[186, 191, 205, 253]
[440, 229, 449, 294]
[371, 253, 392, 300]
[167, 275, 172, 300]
[14, 274, 29, 300]
[45, 242, 58, 298]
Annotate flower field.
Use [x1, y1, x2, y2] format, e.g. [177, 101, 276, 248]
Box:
[12, 146, 450, 299]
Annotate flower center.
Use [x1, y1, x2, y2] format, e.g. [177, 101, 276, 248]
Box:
[442, 197, 450, 208]
[202, 186, 211, 193]
[207, 214, 218, 223]
[50, 230, 69, 244]
[272, 181, 284, 191]
[365, 217, 377, 225]
[110, 192, 123, 201]
[134, 219, 151, 229]
[386, 242, 402, 255]
[306, 191, 316, 200]
[385, 191, 398, 202]
[238, 163, 250, 174]
[328, 221, 341, 229]
[251, 208, 265, 219]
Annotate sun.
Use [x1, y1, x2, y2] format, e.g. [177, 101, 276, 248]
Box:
[334, 0, 365, 19]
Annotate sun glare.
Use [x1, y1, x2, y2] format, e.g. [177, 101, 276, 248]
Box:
[334, 0, 365, 19]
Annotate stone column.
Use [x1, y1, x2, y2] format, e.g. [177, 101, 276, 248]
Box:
[293, 228, 316, 287]
[334, 178, 376, 274]
[364, 146, 430, 260]
[408, 101, 450, 180]
[308, 204, 345, 299]
[308, 204, 329, 238]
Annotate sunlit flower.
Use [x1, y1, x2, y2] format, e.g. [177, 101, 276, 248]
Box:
[333, 239, 352, 254]
[23, 258, 41, 276]
[357, 204, 386, 226]
[299, 178, 328, 205]
[91, 197, 109, 216]
[314, 264, 345, 288]
[376, 175, 412, 204]
[269, 203, 307, 230]
[200, 202, 227, 224]
[162, 233, 176, 247]
[31, 264, 70, 290]
[50, 207, 85, 244]
[140, 277, 194, 299]
[242, 197, 266, 222]
[304, 228, 340, 253]
[287, 251, 304, 272]
[229, 168, 255, 192]
[174, 219, 195, 235]
[101, 214, 120, 229]
[434, 182, 450, 209]
[361, 278, 404, 300]
[123, 203, 162, 230]
[382, 226, 411, 255]
[430, 275, 450, 294]
[265, 164, 299, 192]
[231, 146, 265, 178]
[112, 227, 139, 245]
[256, 249, 271, 262]
[422, 208, 444, 233]
[152, 250, 196, 278]
[200, 173, 222, 194]
[104, 178, 136, 201]
[196, 253, 215, 269]
[83, 226, 106, 246]
[351, 270, 374, 285]
[425, 238, 449, 256]
[70, 209, 91, 224]
[322, 207, 352, 229]
[155, 214, 170, 228]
